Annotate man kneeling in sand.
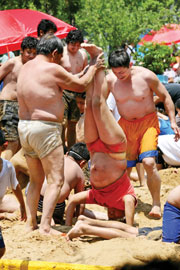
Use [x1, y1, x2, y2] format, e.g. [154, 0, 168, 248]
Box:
[65, 58, 137, 227]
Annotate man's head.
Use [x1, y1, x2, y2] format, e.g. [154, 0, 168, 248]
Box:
[108, 49, 131, 81]
[37, 19, 57, 38]
[21, 36, 38, 64]
[66, 30, 84, 54]
[37, 34, 63, 64]
[76, 92, 86, 114]
[68, 142, 90, 168]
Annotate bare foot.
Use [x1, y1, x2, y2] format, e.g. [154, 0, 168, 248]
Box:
[25, 223, 38, 233]
[39, 226, 62, 236]
[66, 221, 84, 241]
[81, 43, 103, 58]
[148, 205, 161, 219]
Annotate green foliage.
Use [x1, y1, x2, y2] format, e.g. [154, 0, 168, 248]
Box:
[134, 43, 175, 74]
[0, 0, 180, 55]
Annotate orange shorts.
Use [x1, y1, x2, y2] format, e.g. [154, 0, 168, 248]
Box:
[118, 112, 160, 167]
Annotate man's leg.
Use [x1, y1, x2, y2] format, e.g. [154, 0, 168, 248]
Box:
[92, 69, 126, 145]
[142, 157, 161, 218]
[25, 156, 45, 232]
[40, 145, 64, 235]
[66, 215, 138, 240]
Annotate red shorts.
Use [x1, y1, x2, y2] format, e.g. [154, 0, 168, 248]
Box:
[87, 138, 126, 153]
[86, 172, 136, 211]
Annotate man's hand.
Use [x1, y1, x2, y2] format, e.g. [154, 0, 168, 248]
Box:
[94, 52, 105, 70]
[171, 122, 180, 141]
[20, 205, 27, 222]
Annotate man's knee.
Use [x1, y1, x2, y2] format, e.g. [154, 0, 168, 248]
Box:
[142, 157, 156, 171]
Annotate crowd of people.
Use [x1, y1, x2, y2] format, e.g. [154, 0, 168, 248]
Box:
[0, 18, 180, 259]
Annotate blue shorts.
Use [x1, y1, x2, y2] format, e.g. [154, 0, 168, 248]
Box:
[0, 228, 5, 248]
[162, 201, 180, 243]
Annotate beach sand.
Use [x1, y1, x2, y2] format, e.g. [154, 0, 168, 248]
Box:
[2, 168, 180, 267]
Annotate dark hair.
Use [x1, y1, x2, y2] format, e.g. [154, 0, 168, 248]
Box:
[37, 34, 63, 55]
[68, 142, 90, 161]
[0, 130, 6, 146]
[66, 30, 84, 44]
[175, 98, 180, 109]
[76, 92, 86, 100]
[108, 49, 130, 68]
[37, 19, 57, 37]
[21, 36, 38, 51]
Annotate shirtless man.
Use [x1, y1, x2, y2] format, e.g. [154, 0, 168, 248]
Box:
[17, 34, 104, 235]
[60, 29, 88, 148]
[65, 59, 136, 227]
[60, 30, 103, 148]
[107, 49, 180, 218]
[0, 36, 38, 160]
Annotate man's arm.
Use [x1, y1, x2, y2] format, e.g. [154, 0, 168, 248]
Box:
[0, 59, 14, 81]
[57, 53, 104, 92]
[149, 71, 180, 140]
[65, 191, 88, 226]
[13, 184, 27, 221]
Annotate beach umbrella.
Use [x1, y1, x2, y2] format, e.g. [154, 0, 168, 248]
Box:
[0, 9, 76, 54]
[139, 24, 180, 45]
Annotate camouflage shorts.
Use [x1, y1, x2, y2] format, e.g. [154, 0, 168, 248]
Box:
[0, 100, 19, 141]
[62, 90, 80, 123]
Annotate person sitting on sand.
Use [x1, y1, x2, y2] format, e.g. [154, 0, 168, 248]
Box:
[0, 130, 26, 221]
[65, 55, 137, 227]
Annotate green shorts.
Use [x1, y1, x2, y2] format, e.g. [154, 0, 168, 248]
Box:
[0, 100, 19, 141]
[62, 90, 80, 123]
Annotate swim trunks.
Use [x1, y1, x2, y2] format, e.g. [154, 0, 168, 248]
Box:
[38, 195, 65, 221]
[0, 100, 19, 141]
[0, 228, 5, 248]
[118, 112, 160, 167]
[162, 201, 180, 243]
[18, 120, 62, 159]
[62, 90, 80, 122]
[86, 172, 136, 211]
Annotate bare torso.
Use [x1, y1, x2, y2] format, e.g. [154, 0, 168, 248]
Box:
[60, 46, 87, 75]
[0, 56, 23, 101]
[90, 152, 127, 188]
[107, 66, 156, 120]
[17, 55, 64, 122]
[41, 155, 84, 201]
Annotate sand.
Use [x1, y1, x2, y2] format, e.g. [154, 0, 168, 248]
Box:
[1, 168, 180, 267]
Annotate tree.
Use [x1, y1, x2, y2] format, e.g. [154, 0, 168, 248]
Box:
[133, 43, 175, 74]
[74, 0, 180, 53]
